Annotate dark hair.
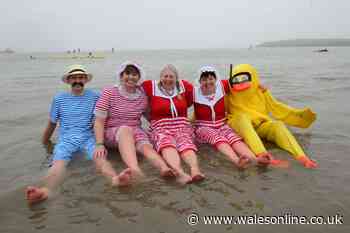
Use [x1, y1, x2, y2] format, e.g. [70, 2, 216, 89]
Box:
[200, 71, 216, 80]
[122, 64, 140, 76]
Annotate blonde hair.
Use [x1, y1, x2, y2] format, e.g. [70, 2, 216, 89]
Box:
[159, 64, 183, 100]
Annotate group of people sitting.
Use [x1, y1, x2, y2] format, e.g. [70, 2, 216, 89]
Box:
[25, 62, 317, 204]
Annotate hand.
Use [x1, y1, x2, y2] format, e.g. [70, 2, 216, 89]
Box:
[297, 108, 317, 127]
[42, 139, 54, 154]
[94, 144, 107, 159]
[46, 140, 54, 154]
[258, 84, 269, 92]
[42, 138, 50, 146]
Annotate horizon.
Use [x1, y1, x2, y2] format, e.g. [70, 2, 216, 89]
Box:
[2, 0, 350, 52]
[3, 37, 350, 54]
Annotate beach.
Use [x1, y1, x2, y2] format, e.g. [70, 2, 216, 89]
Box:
[0, 47, 349, 233]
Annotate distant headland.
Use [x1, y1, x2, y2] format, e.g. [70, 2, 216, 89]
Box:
[258, 39, 350, 47]
[0, 48, 15, 54]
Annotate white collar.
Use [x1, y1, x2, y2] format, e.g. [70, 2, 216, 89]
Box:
[153, 80, 185, 99]
[194, 81, 224, 106]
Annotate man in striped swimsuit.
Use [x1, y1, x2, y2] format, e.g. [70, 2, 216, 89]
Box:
[25, 65, 131, 204]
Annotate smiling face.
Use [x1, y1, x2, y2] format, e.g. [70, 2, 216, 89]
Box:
[120, 65, 141, 89]
[199, 72, 216, 95]
[67, 74, 88, 93]
[160, 68, 177, 91]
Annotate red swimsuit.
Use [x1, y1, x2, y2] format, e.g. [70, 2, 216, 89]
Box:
[142, 80, 197, 153]
[193, 80, 242, 147]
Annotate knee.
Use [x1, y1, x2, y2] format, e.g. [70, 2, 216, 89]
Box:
[118, 126, 133, 136]
[180, 149, 196, 158]
[161, 146, 177, 154]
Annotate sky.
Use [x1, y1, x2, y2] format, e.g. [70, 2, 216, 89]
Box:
[1, 0, 349, 52]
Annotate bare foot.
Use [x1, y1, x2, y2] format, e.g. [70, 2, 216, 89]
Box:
[25, 186, 49, 204]
[237, 155, 252, 169]
[130, 168, 145, 180]
[176, 173, 192, 185]
[190, 168, 205, 183]
[256, 154, 271, 167]
[160, 168, 176, 178]
[112, 168, 132, 186]
[191, 174, 205, 183]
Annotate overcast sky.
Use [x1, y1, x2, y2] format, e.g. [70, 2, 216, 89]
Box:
[1, 0, 349, 52]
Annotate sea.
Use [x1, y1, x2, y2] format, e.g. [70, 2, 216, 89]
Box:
[0, 48, 349, 233]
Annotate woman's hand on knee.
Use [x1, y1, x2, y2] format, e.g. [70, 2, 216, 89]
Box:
[94, 145, 107, 160]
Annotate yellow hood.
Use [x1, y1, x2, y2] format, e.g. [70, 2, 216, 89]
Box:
[227, 64, 268, 124]
[226, 64, 316, 128]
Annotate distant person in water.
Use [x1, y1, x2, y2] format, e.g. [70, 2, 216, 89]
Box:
[25, 65, 132, 205]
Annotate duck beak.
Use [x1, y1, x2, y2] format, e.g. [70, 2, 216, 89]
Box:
[231, 82, 251, 91]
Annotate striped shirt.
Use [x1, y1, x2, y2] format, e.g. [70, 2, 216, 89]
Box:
[94, 86, 147, 128]
[50, 89, 100, 139]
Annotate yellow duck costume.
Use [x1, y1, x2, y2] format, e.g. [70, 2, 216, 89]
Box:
[225, 64, 317, 168]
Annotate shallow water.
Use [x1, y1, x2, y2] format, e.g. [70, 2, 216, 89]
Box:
[0, 48, 349, 233]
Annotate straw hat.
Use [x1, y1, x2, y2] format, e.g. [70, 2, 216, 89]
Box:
[62, 64, 93, 83]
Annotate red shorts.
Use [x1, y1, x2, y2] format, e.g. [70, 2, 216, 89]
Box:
[104, 125, 151, 150]
[195, 124, 242, 148]
[150, 125, 197, 153]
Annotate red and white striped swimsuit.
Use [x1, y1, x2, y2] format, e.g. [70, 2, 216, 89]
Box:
[194, 80, 242, 148]
[94, 86, 150, 148]
[142, 80, 197, 153]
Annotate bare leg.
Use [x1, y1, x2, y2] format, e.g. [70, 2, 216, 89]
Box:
[138, 144, 175, 178]
[94, 158, 131, 186]
[217, 142, 251, 168]
[117, 126, 144, 178]
[216, 142, 240, 165]
[25, 160, 67, 204]
[161, 147, 191, 184]
[180, 150, 205, 182]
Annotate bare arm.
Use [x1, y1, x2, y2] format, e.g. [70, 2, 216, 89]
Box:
[94, 117, 106, 144]
[42, 120, 57, 145]
[93, 116, 107, 159]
